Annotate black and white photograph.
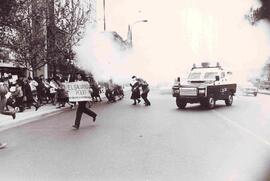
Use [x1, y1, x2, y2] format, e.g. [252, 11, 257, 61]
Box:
[1, 0, 270, 180]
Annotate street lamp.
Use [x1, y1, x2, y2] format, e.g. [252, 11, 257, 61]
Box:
[132, 19, 148, 26]
[103, 0, 106, 31]
[127, 19, 148, 48]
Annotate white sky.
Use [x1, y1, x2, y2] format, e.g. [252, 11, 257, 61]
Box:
[76, 0, 270, 84]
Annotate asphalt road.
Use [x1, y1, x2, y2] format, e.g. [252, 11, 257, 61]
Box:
[1, 90, 270, 181]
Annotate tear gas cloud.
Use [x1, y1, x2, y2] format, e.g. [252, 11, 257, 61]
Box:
[74, 29, 132, 83]
[74, 0, 270, 86]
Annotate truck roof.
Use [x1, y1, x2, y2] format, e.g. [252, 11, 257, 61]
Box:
[191, 66, 223, 71]
[190, 67, 223, 73]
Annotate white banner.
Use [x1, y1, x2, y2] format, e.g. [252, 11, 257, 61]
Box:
[65, 81, 92, 102]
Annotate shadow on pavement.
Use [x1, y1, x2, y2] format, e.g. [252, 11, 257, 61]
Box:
[174, 103, 233, 112]
[72, 124, 97, 130]
[240, 94, 257, 97]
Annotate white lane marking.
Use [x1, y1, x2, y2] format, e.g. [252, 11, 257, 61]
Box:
[212, 110, 270, 147]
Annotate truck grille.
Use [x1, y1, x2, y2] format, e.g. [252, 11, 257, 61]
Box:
[180, 88, 197, 96]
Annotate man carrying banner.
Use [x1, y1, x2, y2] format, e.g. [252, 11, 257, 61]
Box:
[67, 73, 97, 130]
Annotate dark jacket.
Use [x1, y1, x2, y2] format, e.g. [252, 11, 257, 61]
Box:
[130, 81, 140, 99]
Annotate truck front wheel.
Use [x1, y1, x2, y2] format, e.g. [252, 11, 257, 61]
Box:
[176, 98, 187, 109]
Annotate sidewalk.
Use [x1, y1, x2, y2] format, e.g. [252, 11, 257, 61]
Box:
[0, 93, 104, 132]
[258, 89, 270, 95]
[0, 89, 130, 132]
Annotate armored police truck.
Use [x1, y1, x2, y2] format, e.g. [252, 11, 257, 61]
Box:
[172, 62, 237, 109]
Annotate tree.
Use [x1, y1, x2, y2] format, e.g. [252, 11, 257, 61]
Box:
[48, 0, 91, 75]
[247, 1, 270, 86]
[0, 0, 92, 76]
[246, 0, 270, 24]
[0, 0, 47, 72]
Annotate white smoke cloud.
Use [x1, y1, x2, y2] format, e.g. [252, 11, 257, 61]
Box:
[75, 0, 270, 85]
[73, 29, 132, 83]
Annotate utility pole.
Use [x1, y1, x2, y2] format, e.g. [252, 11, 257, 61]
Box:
[103, 0, 106, 31]
[127, 25, 132, 48]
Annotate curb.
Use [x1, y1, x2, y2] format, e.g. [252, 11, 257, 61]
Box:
[258, 91, 270, 95]
[0, 91, 130, 132]
[0, 107, 70, 132]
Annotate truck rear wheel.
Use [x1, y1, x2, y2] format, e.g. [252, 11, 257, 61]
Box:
[176, 98, 187, 109]
[225, 94, 233, 106]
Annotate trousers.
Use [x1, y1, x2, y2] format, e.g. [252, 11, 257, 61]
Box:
[74, 101, 97, 127]
[141, 91, 150, 105]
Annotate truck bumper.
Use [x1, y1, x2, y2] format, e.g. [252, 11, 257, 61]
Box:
[176, 96, 207, 103]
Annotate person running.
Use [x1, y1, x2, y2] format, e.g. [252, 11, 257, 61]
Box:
[49, 77, 59, 105]
[28, 77, 38, 101]
[105, 85, 114, 102]
[72, 73, 97, 130]
[92, 83, 102, 102]
[12, 82, 25, 112]
[23, 79, 40, 111]
[0, 78, 16, 119]
[138, 78, 151, 106]
[130, 76, 141, 105]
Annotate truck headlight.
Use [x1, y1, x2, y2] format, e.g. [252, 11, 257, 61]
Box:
[198, 89, 205, 94]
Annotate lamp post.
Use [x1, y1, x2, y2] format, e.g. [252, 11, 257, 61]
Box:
[127, 19, 148, 48]
[103, 0, 106, 31]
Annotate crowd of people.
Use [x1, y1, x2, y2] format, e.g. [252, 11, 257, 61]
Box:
[1, 73, 150, 118]
[0, 72, 128, 120]
[0, 73, 151, 149]
[0, 74, 103, 118]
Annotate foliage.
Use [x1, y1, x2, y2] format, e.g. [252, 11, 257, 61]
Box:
[246, 0, 270, 24]
[0, 0, 91, 74]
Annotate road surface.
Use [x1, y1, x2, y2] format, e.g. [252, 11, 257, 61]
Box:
[1, 90, 270, 181]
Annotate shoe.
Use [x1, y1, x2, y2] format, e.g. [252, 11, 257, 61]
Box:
[12, 112, 16, 120]
[132, 103, 136, 105]
[35, 105, 40, 111]
[72, 125, 79, 130]
[138, 99, 141, 103]
[93, 116, 96, 122]
[0, 143, 7, 149]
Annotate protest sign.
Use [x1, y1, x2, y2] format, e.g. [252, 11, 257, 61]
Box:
[65, 81, 92, 102]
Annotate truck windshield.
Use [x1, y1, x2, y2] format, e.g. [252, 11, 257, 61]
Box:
[188, 72, 201, 79]
[204, 72, 218, 79]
